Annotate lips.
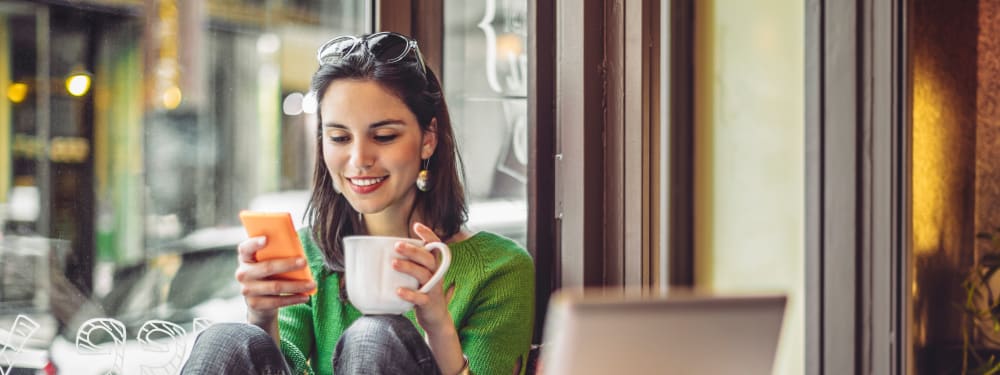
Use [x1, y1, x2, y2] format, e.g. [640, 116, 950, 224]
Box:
[347, 176, 388, 194]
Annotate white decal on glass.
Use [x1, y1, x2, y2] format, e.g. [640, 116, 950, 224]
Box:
[0, 315, 40, 375]
[136, 320, 187, 375]
[76, 318, 126, 375]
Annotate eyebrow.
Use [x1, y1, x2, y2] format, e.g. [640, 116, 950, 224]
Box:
[322, 119, 406, 130]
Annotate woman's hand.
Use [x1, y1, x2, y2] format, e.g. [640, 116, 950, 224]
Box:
[395, 222, 466, 374]
[393, 223, 453, 330]
[234, 236, 316, 326]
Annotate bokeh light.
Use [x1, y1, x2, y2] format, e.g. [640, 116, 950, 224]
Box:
[7, 82, 28, 103]
[283, 92, 304, 116]
[66, 74, 92, 96]
[302, 91, 318, 114]
[162, 85, 183, 109]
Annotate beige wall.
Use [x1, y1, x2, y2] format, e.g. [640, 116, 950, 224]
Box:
[694, 1, 804, 374]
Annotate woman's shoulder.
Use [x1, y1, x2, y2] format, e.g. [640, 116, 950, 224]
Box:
[451, 231, 534, 270]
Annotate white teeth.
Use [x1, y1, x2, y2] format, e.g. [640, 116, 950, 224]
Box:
[350, 177, 386, 186]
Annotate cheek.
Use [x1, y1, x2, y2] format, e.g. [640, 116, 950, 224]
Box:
[389, 147, 424, 174]
[321, 144, 346, 172]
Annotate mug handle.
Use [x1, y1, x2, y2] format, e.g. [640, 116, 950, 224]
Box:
[418, 242, 451, 293]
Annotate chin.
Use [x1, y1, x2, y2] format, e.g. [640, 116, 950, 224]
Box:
[346, 200, 387, 216]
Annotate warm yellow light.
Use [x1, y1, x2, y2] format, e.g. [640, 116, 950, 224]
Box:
[7, 82, 27, 103]
[162, 85, 182, 109]
[66, 74, 91, 96]
[911, 55, 950, 256]
[495, 33, 524, 59]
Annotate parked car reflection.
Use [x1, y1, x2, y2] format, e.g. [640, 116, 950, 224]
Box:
[1, 236, 70, 375]
[49, 226, 247, 375]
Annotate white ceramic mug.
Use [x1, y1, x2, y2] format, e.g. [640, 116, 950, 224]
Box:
[343, 236, 451, 315]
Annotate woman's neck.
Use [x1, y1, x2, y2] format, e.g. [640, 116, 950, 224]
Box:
[360, 187, 422, 238]
[362, 212, 416, 238]
[362, 200, 423, 239]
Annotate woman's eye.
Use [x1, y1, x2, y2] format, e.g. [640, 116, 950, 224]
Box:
[374, 134, 398, 143]
[328, 135, 350, 143]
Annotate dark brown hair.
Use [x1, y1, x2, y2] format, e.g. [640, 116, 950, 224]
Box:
[306, 38, 467, 272]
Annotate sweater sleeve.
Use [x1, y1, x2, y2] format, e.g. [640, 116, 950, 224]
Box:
[279, 297, 316, 375]
[460, 247, 536, 375]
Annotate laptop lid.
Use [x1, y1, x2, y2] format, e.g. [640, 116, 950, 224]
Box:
[539, 290, 786, 375]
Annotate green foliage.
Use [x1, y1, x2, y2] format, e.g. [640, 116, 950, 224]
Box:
[961, 227, 1000, 374]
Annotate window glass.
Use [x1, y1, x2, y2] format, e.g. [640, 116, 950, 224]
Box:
[0, 1, 366, 373]
[443, 0, 528, 246]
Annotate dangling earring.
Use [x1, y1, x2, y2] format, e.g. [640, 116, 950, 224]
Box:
[416, 158, 431, 192]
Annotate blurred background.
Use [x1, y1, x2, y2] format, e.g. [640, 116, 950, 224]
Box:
[0, 0, 528, 373]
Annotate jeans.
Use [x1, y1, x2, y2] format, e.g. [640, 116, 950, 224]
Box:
[180, 316, 441, 375]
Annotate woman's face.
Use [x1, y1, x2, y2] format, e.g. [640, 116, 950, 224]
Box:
[319, 79, 436, 218]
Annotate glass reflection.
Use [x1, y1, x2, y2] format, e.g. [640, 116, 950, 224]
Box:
[444, 0, 529, 246]
[0, 1, 368, 373]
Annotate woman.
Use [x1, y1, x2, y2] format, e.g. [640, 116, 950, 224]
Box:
[181, 32, 535, 375]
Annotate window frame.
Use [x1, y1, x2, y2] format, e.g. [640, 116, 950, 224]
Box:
[805, 0, 908, 373]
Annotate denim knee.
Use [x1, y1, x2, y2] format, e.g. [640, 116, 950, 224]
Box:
[183, 323, 289, 375]
[334, 315, 440, 374]
[341, 315, 417, 342]
[194, 323, 272, 349]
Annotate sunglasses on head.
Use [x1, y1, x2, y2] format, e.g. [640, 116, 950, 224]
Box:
[316, 32, 427, 74]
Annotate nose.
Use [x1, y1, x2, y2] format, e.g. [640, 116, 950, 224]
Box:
[348, 138, 375, 170]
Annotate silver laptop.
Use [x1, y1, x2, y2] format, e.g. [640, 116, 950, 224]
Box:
[539, 290, 786, 375]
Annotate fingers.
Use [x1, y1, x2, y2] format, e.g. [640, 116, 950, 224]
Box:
[237, 236, 267, 263]
[238, 264, 313, 313]
[235, 236, 312, 315]
[395, 241, 438, 272]
[412, 222, 441, 243]
[240, 279, 317, 297]
[397, 223, 447, 308]
[398, 284, 454, 307]
[244, 294, 311, 311]
[235, 258, 308, 282]
[396, 287, 431, 306]
[392, 258, 434, 285]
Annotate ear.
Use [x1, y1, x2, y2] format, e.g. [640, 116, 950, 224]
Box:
[421, 118, 438, 160]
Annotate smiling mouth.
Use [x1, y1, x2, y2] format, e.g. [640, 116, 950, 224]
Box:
[349, 176, 387, 186]
[347, 176, 388, 194]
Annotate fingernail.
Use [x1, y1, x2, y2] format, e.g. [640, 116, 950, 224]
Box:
[296, 258, 307, 266]
[258, 237, 267, 246]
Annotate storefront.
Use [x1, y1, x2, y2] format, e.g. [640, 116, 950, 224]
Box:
[0, 0, 826, 374]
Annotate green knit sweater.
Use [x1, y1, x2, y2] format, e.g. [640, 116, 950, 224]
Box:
[278, 230, 535, 375]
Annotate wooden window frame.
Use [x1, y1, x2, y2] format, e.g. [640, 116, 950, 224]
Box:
[383, 0, 563, 342]
[665, 0, 695, 288]
[389, 0, 663, 342]
[552, 0, 660, 290]
[806, 0, 908, 373]
[388, 0, 914, 373]
[528, 0, 558, 342]
[376, 0, 443, 76]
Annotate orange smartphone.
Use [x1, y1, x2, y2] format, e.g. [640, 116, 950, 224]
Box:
[238, 210, 317, 295]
